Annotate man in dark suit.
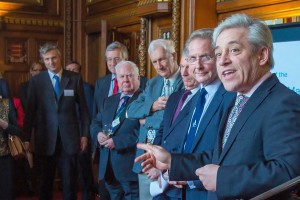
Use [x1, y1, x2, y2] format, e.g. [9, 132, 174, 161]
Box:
[127, 39, 184, 199]
[90, 61, 141, 200]
[153, 29, 236, 200]
[23, 42, 90, 200]
[151, 51, 200, 200]
[93, 41, 148, 199]
[93, 41, 148, 117]
[66, 61, 95, 200]
[135, 14, 300, 200]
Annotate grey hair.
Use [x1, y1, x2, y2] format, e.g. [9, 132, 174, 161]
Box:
[115, 60, 139, 76]
[148, 39, 175, 56]
[106, 41, 128, 60]
[39, 42, 61, 59]
[182, 46, 189, 57]
[213, 14, 274, 68]
[185, 28, 214, 55]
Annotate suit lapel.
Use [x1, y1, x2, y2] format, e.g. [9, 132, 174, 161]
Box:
[58, 70, 70, 101]
[104, 74, 112, 96]
[163, 90, 185, 139]
[190, 85, 226, 152]
[218, 75, 277, 163]
[42, 72, 57, 100]
[112, 90, 141, 134]
[172, 74, 183, 92]
[153, 77, 164, 98]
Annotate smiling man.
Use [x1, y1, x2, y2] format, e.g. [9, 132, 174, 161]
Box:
[135, 14, 300, 200]
[23, 42, 90, 200]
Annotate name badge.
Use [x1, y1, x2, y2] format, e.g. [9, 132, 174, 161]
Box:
[147, 129, 156, 144]
[112, 118, 120, 128]
[64, 90, 74, 96]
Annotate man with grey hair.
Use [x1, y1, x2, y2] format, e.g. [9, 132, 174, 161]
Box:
[127, 39, 184, 199]
[135, 14, 300, 200]
[93, 41, 147, 117]
[23, 42, 90, 200]
[93, 41, 147, 199]
[154, 28, 235, 200]
[90, 60, 141, 200]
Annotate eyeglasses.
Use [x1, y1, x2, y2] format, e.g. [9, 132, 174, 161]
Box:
[186, 55, 214, 64]
[106, 57, 121, 63]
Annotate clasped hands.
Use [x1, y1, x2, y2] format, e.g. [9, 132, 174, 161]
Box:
[151, 96, 169, 112]
[135, 143, 219, 192]
[97, 132, 115, 150]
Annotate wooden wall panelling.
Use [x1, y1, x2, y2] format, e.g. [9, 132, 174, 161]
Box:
[114, 23, 142, 68]
[217, 0, 300, 21]
[0, 0, 64, 97]
[87, 32, 101, 86]
[85, 0, 142, 82]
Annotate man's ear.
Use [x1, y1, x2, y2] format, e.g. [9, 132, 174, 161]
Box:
[171, 52, 177, 61]
[258, 46, 269, 66]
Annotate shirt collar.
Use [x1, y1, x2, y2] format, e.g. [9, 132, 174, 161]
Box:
[164, 68, 180, 86]
[48, 69, 63, 79]
[203, 79, 221, 96]
[120, 93, 133, 99]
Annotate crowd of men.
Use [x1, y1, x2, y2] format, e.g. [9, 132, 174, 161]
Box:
[10, 13, 300, 200]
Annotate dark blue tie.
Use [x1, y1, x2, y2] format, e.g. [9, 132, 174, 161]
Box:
[184, 88, 207, 153]
[115, 96, 130, 119]
[53, 75, 60, 99]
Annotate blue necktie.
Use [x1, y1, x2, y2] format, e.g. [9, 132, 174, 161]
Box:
[53, 75, 60, 99]
[184, 88, 207, 153]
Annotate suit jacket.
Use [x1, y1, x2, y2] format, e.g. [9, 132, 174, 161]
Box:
[83, 81, 94, 118]
[23, 70, 90, 156]
[19, 81, 29, 110]
[153, 88, 198, 198]
[169, 74, 300, 200]
[90, 90, 141, 181]
[93, 74, 148, 117]
[183, 84, 235, 200]
[127, 75, 184, 173]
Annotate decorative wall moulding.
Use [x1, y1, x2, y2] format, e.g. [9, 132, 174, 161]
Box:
[3, 17, 63, 27]
[136, 1, 172, 17]
[0, 0, 42, 5]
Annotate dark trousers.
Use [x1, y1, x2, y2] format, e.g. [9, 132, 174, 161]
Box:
[37, 143, 77, 200]
[0, 155, 15, 200]
[105, 180, 139, 200]
[77, 149, 94, 200]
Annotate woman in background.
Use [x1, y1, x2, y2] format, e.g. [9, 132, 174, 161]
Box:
[0, 78, 22, 200]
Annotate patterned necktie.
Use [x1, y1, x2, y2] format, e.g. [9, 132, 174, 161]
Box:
[53, 75, 60, 99]
[184, 88, 207, 153]
[172, 90, 191, 124]
[162, 79, 171, 96]
[222, 95, 249, 148]
[113, 78, 119, 94]
[115, 96, 129, 119]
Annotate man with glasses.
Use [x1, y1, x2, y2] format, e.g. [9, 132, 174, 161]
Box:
[93, 41, 147, 117]
[135, 14, 300, 200]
